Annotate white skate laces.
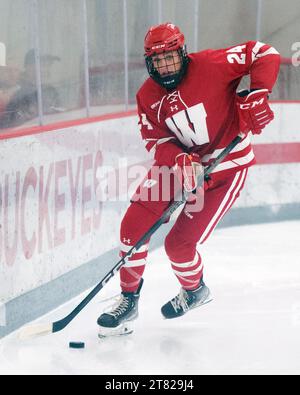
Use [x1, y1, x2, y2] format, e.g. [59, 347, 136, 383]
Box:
[170, 289, 189, 313]
[106, 295, 130, 318]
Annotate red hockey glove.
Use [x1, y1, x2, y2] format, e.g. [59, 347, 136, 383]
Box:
[236, 89, 274, 135]
[185, 176, 214, 202]
[174, 152, 203, 193]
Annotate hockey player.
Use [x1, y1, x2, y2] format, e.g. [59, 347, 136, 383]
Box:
[97, 23, 280, 337]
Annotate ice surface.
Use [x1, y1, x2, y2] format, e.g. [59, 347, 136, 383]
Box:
[1, 221, 300, 375]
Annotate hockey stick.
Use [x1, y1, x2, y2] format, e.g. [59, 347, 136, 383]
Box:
[19, 133, 244, 339]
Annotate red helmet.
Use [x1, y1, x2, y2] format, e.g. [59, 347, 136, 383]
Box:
[144, 23, 185, 56]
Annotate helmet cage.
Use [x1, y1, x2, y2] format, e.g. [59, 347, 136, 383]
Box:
[145, 46, 189, 90]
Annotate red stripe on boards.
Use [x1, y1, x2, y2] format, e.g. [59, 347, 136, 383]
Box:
[0, 110, 137, 141]
[253, 143, 300, 164]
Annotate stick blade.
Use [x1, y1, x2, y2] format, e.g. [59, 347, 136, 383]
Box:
[19, 323, 53, 340]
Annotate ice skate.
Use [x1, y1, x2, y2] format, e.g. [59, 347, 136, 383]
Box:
[97, 279, 143, 338]
[161, 278, 212, 319]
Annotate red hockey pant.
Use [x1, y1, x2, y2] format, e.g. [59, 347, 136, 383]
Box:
[120, 169, 248, 292]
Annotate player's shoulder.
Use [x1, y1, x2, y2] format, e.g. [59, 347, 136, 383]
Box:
[136, 77, 166, 108]
[189, 49, 211, 58]
[189, 42, 256, 63]
[188, 49, 225, 70]
[188, 50, 211, 64]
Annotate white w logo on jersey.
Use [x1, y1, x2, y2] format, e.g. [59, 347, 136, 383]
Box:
[165, 103, 210, 148]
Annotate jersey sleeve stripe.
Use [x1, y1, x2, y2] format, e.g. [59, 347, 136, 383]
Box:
[145, 136, 176, 152]
[255, 47, 280, 59]
[251, 41, 279, 63]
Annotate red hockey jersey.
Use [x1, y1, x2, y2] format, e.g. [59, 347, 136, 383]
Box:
[137, 41, 280, 180]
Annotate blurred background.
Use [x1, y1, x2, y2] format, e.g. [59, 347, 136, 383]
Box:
[0, 0, 299, 130]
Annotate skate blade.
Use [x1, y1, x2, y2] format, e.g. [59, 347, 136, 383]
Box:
[191, 293, 213, 311]
[98, 322, 134, 339]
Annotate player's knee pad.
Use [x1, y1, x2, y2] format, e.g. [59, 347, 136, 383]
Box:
[164, 230, 196, 263]
[120, 202, 159, 245]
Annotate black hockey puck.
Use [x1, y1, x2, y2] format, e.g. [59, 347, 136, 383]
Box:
[69, 341, 85, 349]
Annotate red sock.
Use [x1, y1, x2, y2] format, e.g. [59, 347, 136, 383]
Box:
[170, 252, 203, 290]
[119, 245, 148, 293]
